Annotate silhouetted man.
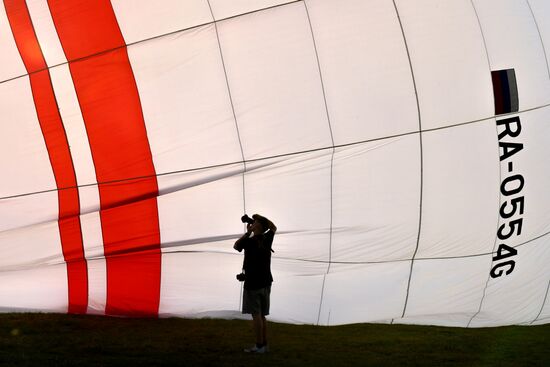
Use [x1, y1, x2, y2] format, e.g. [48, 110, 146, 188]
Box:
[234, 214, 276, 353]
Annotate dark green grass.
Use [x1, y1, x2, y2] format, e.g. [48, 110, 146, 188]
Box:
[0, 314, 548, 367]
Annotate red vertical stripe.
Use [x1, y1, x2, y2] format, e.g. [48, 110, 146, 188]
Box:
[4, 0, 88, 313]
[47, 0, 161, 316]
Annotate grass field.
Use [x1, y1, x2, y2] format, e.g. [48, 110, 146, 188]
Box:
[0, 313, 548, 366]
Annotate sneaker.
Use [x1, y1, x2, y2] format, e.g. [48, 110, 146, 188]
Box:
[244, 345, 266, 354]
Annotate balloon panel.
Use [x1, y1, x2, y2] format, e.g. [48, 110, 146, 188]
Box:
[217, 3, 333, 159]
[396, 0, 494, 130]
[129, 26, 243, 173]
[270, 266, 325, 325]
[157, 165, 244, 249]
[0, 264, 68, 313]
[469, 236, 550, 326]
[305, 0, 418, 144]
[331, 137, 420, 262]
[0, 0, 549, 326]
[404, 256, 490, 320]
[112, 0, 212, 45]
[418, 122, 499, 258]
[159, 252, 243, 317]
[244, 151, 332, 269]
[0, 77, 58, 231]
[318, 262, 411, 325]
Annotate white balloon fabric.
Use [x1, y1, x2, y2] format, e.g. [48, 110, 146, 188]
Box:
[1, 0, 549, 327]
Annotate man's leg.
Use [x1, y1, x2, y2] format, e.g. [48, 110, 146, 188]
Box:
[261, 315, 268, 346]
[252, 313, 264, 346]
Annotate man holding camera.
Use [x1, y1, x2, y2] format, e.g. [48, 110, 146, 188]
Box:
[234, 214, 276, 354]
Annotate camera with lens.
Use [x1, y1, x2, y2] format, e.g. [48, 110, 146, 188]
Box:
[236, 272, 246, 282]
[241, 214, 254, 225]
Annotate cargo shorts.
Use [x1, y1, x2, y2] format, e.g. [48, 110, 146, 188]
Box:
[242, 285, 271, 316]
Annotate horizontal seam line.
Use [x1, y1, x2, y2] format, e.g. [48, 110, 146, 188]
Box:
[3, 229, 548, 273]
[0, 0, 302, 86]
[3, 102, 550, 201]
[181, 228, 550, 264]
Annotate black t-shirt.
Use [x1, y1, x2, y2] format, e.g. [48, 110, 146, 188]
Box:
[242, 230, 274, 290]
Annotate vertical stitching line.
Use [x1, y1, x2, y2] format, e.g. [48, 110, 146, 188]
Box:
[302, 0, 335, 326]
[526, 0, 550, 79]
[390, 0, 424, 320]
[467, 0, 501, 328]
[205, 0, 248, 312]
[530, 280, 550, 325]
